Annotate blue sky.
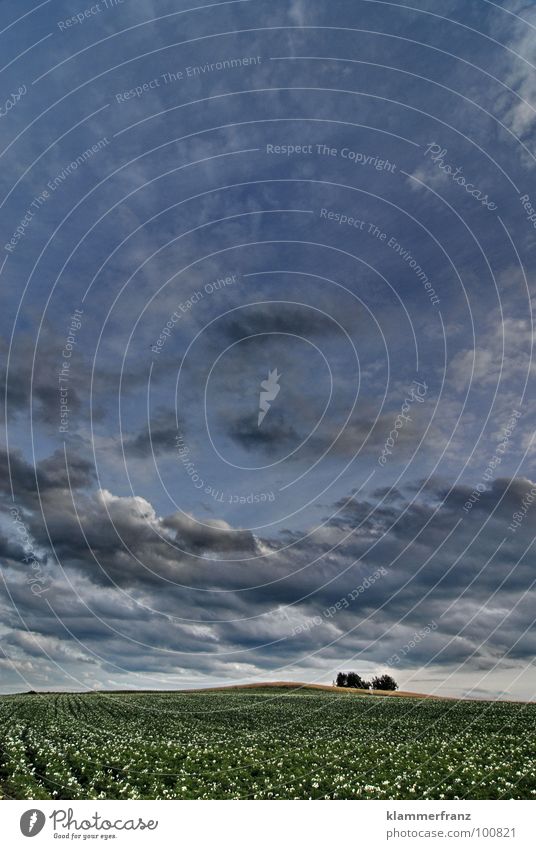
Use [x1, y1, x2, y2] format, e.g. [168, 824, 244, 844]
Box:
[1, 0, 536, 699]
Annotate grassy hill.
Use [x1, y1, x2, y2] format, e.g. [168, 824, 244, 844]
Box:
[1, 686, 534, 799]
[187, 680, 455, 699]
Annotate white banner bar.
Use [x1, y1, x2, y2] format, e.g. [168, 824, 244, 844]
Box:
[2, 800, 535, 848]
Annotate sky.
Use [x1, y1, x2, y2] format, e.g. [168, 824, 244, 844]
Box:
[1, 0, 536, 699]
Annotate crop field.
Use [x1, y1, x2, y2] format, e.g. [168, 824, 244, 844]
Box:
[0, 688, 535, 800]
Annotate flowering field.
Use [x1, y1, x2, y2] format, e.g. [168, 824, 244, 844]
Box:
[0, 689, 534, 800]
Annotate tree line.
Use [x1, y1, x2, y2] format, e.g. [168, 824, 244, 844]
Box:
[334, 672, 398, 691]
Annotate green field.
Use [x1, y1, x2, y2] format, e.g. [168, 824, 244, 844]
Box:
[0, 688, 535, 800]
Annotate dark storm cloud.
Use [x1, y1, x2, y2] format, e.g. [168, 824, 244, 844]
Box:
[122, 409, 180, 458]
[433, 476, 536, 517]
[38, 449, 97, 493]
[371, 486, 405, 502]
[0, 330, 84, 428]
[2, 471, 258, 593]
[228, 410, 302, 450]
[0, 446, 95, 507]
[162, 511, 257, 555]
[0, 447, 37, 500]
[0, 530, 28, 562]
[2, 451, 536, 687]
[227, 401, 431, 461]
[219, 303, 347, 344]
